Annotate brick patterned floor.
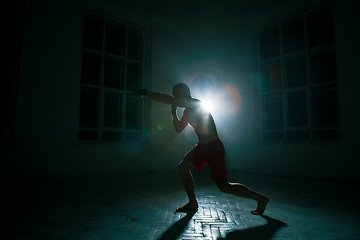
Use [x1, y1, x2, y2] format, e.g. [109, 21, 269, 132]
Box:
[2, 171, 360, 240]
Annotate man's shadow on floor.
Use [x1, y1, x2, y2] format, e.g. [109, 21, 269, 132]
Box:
[158, 211, 285, 240]
[158, 210, 196, 240]
[218, 215, 286, 240]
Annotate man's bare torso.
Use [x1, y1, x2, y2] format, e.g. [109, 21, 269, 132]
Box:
[184, 105, 219, 144]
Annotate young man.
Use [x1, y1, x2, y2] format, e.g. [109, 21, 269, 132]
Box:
[133, 83, 269, 215]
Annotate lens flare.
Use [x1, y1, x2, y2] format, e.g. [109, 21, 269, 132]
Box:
[157, 124, 165, 130]
[223, 83, 242, 112]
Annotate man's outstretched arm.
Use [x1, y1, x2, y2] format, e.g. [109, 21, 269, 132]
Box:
[133, 89, 199, 108]
[148, 91, 176, 105]
[132, 89, 190, 132]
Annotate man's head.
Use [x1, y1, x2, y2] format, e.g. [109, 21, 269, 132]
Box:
[172, 83, 191, 98]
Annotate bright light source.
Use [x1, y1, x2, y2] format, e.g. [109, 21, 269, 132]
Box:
[201, 99, 215, 113]
[190, 82, 241, 122]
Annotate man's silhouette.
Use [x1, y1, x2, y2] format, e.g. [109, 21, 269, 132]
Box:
[133, 83, 269, 215]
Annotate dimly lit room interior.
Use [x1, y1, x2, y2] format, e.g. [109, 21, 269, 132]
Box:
[1, 0, 360, 239]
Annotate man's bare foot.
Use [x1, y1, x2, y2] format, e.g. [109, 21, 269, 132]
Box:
[176, 202, 198, 213]
[251, 196, 269, 215]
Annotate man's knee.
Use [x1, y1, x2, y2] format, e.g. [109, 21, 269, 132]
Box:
[178, 159, 193, 173]
[217, 182, 231, 193]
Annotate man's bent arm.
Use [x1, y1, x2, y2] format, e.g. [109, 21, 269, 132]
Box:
[172, 110, 188, 133]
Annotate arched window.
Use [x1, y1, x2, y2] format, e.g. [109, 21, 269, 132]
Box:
[260, 6, 340, 140]
[187, 70, 221, 99]
[79, 14, 145, 141]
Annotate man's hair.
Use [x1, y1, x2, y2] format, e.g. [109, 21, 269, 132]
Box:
[173, 83, 191, 97]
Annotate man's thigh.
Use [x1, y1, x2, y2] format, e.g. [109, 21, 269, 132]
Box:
[208, 157, 228, 183]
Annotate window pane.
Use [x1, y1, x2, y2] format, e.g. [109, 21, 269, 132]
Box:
[310, 50, 337, 84]
[125, 131, 143, 141]
[260, 26, 280, 60]
[0, 74, 11, 124]
[79, 130, 99, 140]
[104, 93, 122, 128]
[191, 78, 199, 89]
[102, 131, 123, 141]
[0, 32, 17, 73]
[264, 93, 283, 129]
[198, 75, 207, 89]
[263, 131, 283, 140]
[81, 52, 101, 85]
[128, 28, 142, 60]
[205, 75, 217, 89]
[0, 126, 10, 142]
[104, 58, 124, 89]
[287, 91, 307, 127]
[127, 63, 142, 90]
[105, 22, 125, 56]
[262, 62, 281, 91]
[286, 131, 310, 139]
[126, 96, 140, 130]
[191, 75, 208, 95]
[311, 85, 339, 127]
[0, 1, 21, 30]
[284, 55, 307, 88]
[83, 15, 104, 51]
[79, 88, 100, 128]
[307, 8, 334, 48]
[312, 129, 340, 139]
[282, 17, 305, 54]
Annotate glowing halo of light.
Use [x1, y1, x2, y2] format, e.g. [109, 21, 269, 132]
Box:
[182, 70, 243, 127]
[191, 84, 241, 117]
[223, 83, 242, 112]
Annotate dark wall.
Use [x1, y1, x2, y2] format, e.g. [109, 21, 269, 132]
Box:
[1, 0, 359, 180]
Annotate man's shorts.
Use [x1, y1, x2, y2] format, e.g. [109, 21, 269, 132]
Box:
[184, 138, 228, 183]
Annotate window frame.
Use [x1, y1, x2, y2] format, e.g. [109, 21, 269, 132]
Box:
[0, 0, 24, 144]
[78, 12, 146, 142]
[258, 5, 341, 142]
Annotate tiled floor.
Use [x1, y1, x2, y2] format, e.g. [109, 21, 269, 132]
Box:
[2, 170, 360, 240]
